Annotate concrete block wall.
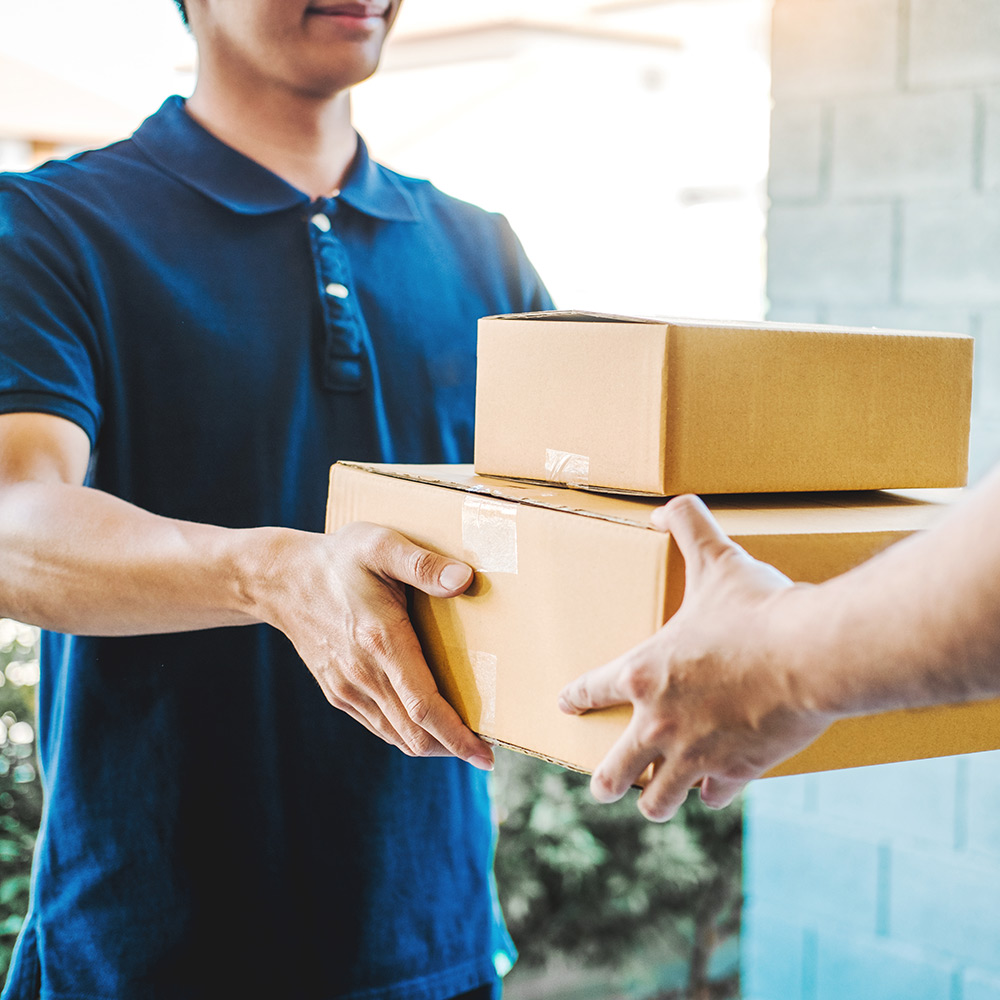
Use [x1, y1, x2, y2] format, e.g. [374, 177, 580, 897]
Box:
[766, 0, 1000, 478]
[743, 757, 1000, 999]
[744, 1, 1000, 997]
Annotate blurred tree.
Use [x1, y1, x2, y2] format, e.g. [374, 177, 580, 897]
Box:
[0, 620, 41, 982]
[0, 629, 744, 998]
[493, 750, 741, 1000]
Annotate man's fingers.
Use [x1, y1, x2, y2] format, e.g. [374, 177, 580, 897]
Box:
[636, 758, 702, 822]
[649, 494, 740, 588]
[368, 528, 473, 597]
[558, 652, 633, 715]
[589, 718, 659, 804]
[393, 680, 494, 767]
[381, 625, 495, 768]
[699, 774, 747, 810]
[333, 687, 414, 754]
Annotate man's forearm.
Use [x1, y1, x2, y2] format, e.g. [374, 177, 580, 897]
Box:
[0, 480, 273, 634]
[781, 465, 1000, 720]
[0, 477, 494, 764]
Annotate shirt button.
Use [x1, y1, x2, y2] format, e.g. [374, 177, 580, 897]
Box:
[325, 282, 350, 299]
[311, 213, 331, 232]
[330, 188, 341, 198]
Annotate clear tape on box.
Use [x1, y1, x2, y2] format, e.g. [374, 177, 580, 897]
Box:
[461, 496, 518, 574]
[545, 448, 590, 487]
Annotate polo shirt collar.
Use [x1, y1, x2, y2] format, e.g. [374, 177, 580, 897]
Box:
[131, 95, 419, 222]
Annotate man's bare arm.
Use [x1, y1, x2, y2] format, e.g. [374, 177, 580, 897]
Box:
[0, 412, 494, 768]
[559, 466, 1000, 821]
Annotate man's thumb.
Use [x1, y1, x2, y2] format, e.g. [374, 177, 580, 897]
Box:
[382, 535, 474, 597]
[650, 494, 736, 586]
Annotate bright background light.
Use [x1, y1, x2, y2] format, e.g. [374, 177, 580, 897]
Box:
[0, 0, 770, 318]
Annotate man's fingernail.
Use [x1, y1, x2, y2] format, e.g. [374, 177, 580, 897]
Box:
[439, 563, 472, 591]
[557, 695, 572, 713]
[469, 754, 494, 772]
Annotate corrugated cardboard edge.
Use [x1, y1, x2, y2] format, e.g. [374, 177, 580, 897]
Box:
[482, 736, 653, 789]
[328, 463, 985, 782]
[331, 462, 669, 529]
[483, 309, 973, 340]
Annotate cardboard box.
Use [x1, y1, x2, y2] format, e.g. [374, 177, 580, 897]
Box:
[327, 462, 1000, 779]
[474, 311, 973, 495]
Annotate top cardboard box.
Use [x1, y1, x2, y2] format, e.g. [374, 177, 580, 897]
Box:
[474, 311, 974, 495]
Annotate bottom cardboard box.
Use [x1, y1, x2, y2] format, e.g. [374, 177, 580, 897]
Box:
[326, 462, 999, 778]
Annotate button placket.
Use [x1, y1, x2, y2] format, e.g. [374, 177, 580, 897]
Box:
[308, 201, 367, 392]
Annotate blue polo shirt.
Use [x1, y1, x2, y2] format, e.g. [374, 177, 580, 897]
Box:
[0, 96, 552, 1000]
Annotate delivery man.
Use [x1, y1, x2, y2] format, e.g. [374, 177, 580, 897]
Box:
[0, 0, 550, 996]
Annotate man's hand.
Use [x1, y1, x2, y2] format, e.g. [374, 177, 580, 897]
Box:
[558, 494, 834, 821]
[254, 521, 495, 770]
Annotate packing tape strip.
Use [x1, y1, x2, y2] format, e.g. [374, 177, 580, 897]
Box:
[462, 496, 518, 574]
[469, 650, 497, 731]
[545, 447, 590, 487]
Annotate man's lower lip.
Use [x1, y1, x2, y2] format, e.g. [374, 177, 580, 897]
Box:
[307, 9, 385, 17]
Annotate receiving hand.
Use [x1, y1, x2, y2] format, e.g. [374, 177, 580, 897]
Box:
[558, 494, 833, 820]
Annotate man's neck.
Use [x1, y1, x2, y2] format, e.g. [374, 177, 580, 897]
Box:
[185, 80, 357, 201]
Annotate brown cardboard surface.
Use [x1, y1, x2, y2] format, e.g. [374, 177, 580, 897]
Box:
[474, 311, 974, 495]
[326, 462, 994, 778]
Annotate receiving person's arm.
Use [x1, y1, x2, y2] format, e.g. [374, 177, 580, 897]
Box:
[559, 465, 1000, 821]
[0, 411, 494, 769]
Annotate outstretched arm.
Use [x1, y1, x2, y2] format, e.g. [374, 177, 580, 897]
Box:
[0, 411, 494, 769]
[559, 466, 1000, 821]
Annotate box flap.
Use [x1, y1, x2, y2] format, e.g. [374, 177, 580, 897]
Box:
[485, 309, 972, 339]
[336, 462, 959, 536]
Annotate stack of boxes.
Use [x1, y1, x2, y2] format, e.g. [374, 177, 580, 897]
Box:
[327, 311, 998, 778]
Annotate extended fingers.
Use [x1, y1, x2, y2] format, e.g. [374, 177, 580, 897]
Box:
[356, 620, 494, 768]
[391, 668, 494, 768]
[636, 757, 703, 822]
[558, 655, 631, 715]
[589, 715, 660, 803]
[699, 774, 747, 810]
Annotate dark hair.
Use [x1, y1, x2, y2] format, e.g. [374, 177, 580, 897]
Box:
[173, 0, 188, 25]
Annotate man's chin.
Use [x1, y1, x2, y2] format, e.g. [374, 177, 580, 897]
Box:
[293, 57, 383, 99]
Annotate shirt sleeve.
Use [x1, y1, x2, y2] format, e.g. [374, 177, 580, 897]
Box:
[492, 213, 556, 313]
[0, 178, 103, 446]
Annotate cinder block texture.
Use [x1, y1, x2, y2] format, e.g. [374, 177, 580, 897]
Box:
[811, 758, 960, 848]
[767, 203, 893, 303]
[744, 813, 880, 932]
[822, 305, 972, 334]
[973, 314, 1000, 420]
[910, 0, 1000, 88]
[742, 771, 811, 815]
[966, 969, 1000, 1000]
[816, 934, 956, 1000]
[741, 905, 806, 1000]
[763, 301, 824, 325]
[964, 749, 1000, 855]
[889, 846, 1000, 964]
[831, 92, 976, 197]
[771, 0, 898, 99]
[969, 419, 1000, 483]
[769, 102, 825, 200]
[901, 197, 1000, 304]
[983, 91, 1000, 191]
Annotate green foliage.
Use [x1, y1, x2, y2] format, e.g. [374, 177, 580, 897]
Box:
[494, 750, 742, 999]
[0, 621, 42, 985]
[0, 625, 744, 999]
